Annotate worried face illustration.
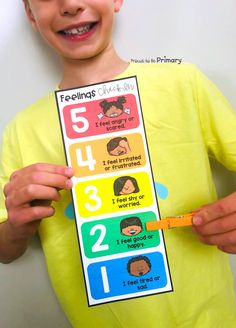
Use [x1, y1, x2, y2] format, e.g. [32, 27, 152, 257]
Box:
[120, 179, 136, 195]
[113, 176, 140, 196]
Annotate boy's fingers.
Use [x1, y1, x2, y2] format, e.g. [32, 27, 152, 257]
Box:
[10, 163, 73, 180]
[192, 213, 236, 236]
[5, 185, 61, 209]
[8, 205, 55, 226]
[199, 229, 236, 248]
[193, 192, 236, 226]
[25, 171, 73, 190]
[4, 165, 73, 197]
[218, 245, 236, 254]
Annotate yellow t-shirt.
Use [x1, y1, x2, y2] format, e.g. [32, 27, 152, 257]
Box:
[1, 64, 236, 327]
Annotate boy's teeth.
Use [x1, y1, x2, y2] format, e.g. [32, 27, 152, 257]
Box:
[64, 24, 91, 35]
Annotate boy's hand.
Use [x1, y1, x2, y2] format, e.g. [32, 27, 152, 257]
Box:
[193, 192, 236, 254]
[3, 163, 73, 240]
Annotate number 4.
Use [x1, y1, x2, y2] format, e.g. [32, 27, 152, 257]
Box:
[76, 146, 96, 171]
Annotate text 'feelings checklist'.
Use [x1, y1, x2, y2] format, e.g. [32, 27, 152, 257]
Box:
[55, 76, 173, 306]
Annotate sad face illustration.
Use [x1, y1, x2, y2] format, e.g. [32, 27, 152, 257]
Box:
[127, 256, 151, 277]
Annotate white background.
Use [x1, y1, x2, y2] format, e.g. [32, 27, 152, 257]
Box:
[0, 1, 235, 327]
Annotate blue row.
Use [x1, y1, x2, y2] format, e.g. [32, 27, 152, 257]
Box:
[87, 251, 167, 300]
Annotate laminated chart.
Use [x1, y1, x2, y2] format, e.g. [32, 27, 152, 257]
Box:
[55, 76, 173, 306]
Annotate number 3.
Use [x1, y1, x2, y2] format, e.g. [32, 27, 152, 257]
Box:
[84, 186, 102, 212]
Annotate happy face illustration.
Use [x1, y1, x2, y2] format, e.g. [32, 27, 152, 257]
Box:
[99, 96, 127, 118]
[107, 137, 131, 156]
[120, 217, 143, 236]
[113, 176, 139, 196]
[127, 256, 151, 277]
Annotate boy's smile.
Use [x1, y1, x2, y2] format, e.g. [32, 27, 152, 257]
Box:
[58, 22, 99, 40]
[24, 0, 123, 62]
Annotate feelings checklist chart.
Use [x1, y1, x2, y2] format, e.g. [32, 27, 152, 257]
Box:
[55, 76, 173, 306]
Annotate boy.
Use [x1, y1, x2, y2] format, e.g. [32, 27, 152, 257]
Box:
[0, 0, 236, 327]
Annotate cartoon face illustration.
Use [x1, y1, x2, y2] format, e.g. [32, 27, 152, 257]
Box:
[99, 96, 126, 118]
[107, 137, 131, 156]
[120, 217, 143, 236]
[121, 179, 136, 194]
[113, 176, 139, 196]
[127, 256, 151, 277]
[105, 105, 123, 118]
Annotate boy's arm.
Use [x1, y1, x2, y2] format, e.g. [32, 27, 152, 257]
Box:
[0, 220, 31, 263]
[190, 68, 236, 253]
[0, 163, 73, 263]
[193, 193, 236, 254]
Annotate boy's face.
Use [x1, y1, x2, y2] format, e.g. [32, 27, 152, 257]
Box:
[24, 0, 123, 61]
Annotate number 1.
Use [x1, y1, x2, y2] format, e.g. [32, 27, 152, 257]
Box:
[101, 266, 110, 293]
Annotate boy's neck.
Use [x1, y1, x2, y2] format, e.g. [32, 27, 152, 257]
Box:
[59, 44, 129, 89]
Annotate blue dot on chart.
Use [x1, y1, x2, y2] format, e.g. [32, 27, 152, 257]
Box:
[65, 203, 75, 220]
[155, 182, 169, 200]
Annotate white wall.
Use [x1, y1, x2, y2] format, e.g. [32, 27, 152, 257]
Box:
[0, 1, 235, 327]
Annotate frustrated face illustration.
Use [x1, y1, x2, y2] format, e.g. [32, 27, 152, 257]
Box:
[120, 217, 143, 236]
[107, 137, 131, 156]
[127, 256, 151, 277]
[110, 145, 126, 156]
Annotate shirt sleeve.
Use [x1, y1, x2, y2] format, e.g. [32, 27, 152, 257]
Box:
[0, 119, 23, 223]
[193, 67, 236, 171]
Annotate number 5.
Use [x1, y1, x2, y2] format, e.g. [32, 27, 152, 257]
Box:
[71, 107, 89, 133]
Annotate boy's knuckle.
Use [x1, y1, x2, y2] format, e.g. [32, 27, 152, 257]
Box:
[30, 206, 41, 219]
[3, 182, 10, 197]
[10, 171, 19, 181]
[216, 201, 228, 215]
[24, 184, 36, 198]
[4, 196, 11, 209]
[215, 219, 227, 232]
[30, 171, 43, 183]
[33, 163, 44, 171]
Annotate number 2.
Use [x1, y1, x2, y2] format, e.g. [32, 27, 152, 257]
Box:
[90, 224, 109, 252]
